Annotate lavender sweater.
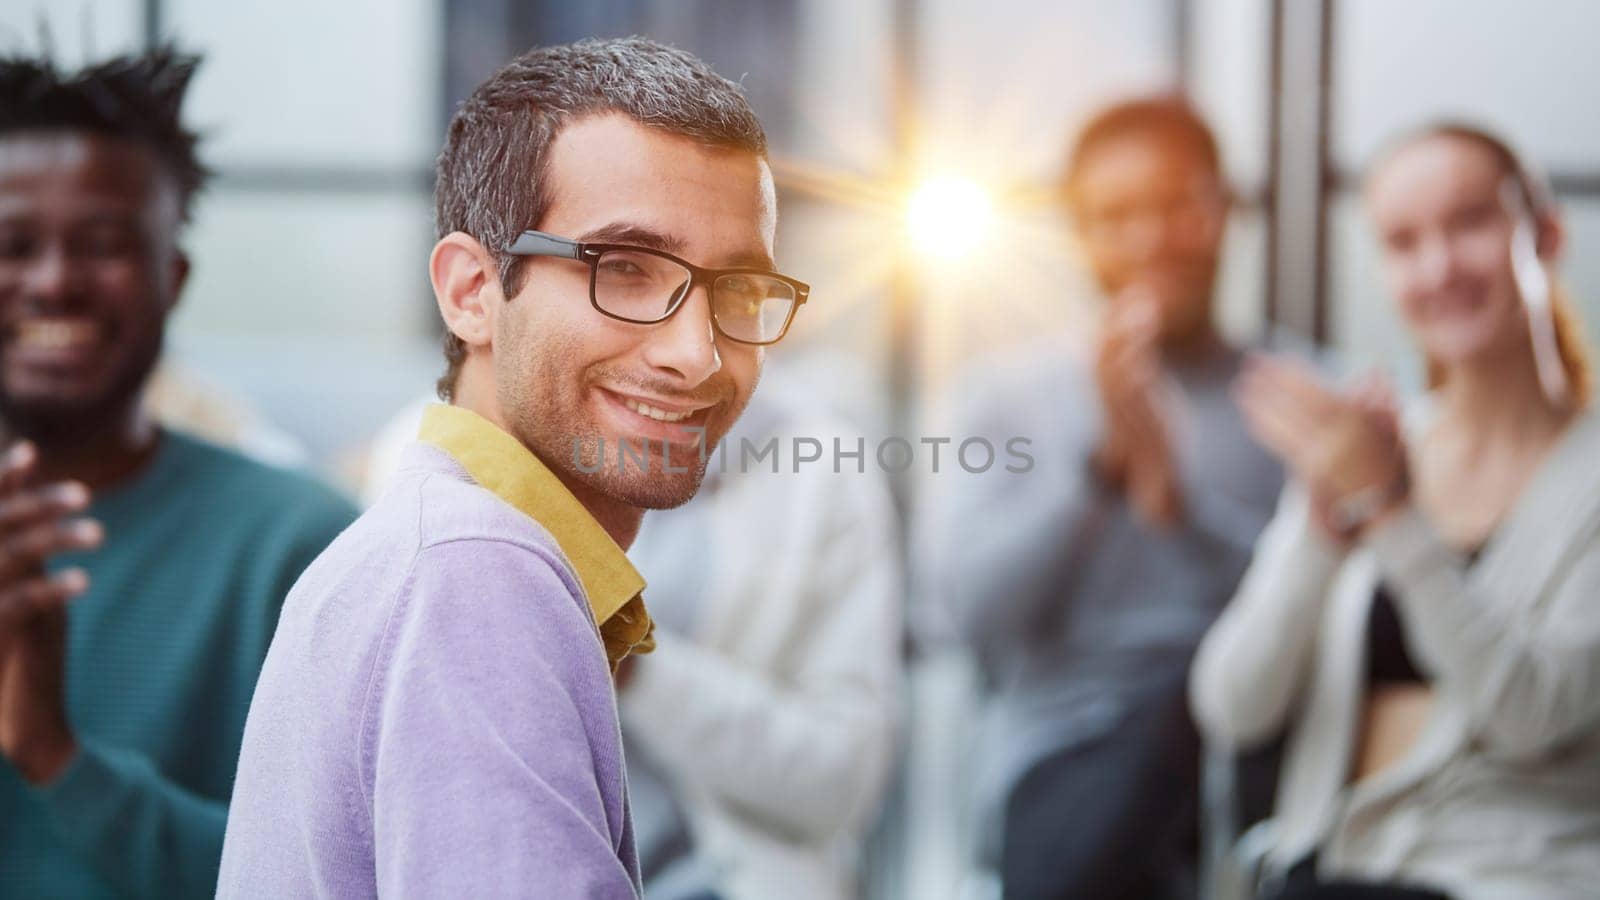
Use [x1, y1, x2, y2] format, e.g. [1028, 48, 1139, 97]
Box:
[217, 443, 639, 898]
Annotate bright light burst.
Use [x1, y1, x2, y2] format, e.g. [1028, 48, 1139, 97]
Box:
[904, 176, 995, 261]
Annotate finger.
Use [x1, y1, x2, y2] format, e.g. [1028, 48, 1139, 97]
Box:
[1350, 385, 1382, 414]
[0, 518, 103, 571]
[1345, 368, 1379, 399]
[1235, 364, 1309, 430]
[1098, 313, 1142, 361]
[1116, 281, 1162, 317]
[1242, 353, 1321, 402]
[1104, 291, 1160, 345]
[1100, 347, 1160, 420]
[0, 482, 91, 531]
[1367, 375, 1400, 419]
[1236, 375, 1319, 467]
[1250, 356, 1343, 419]
[0, 442, 38, 496]
[1126, 301, 1161, 341]
[1106, 377, 1168, 447]
[1236, 385, 1297, 452]
[0, 568, 86, 629]
[1350, 389, 1398, 436]
[1370, 396, 1402, 436]
[1241, 360, 1341, 438]
[1105, 348, 1159, 400]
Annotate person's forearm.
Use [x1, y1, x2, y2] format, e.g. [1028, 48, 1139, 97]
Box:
[1191, 485, 1344, 749]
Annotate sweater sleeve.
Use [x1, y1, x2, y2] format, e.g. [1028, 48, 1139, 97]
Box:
[31, 741, 227, 899]
[363, 538, 637, 900]
[1368, 505, 1600, 758]
[1190, 483, 1348, 750]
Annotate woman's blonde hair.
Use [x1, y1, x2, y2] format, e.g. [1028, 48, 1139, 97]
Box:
[1372, 122, 1593, 408]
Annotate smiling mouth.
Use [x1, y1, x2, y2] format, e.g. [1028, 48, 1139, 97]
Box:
[597, 387, 720, 444]
[1425, 287, 1490, 317]
[618, 395, 700, 423]
[9, 318, 103, 350]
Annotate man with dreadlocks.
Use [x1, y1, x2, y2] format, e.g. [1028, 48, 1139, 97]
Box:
[0, 47, 356, 898]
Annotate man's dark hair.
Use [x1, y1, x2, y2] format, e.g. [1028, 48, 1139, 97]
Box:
[0, 44, 208, 222]
[432, 36, 768, 401]
[1061, 95, 1222, 205]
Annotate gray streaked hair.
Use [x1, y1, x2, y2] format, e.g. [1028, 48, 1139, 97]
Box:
[432, 36, 768, 401]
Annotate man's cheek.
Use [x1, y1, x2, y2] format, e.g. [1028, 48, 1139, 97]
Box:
[93, 259, 150, 296]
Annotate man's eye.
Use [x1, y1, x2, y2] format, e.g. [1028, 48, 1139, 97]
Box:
[602, 260, 647, 277]
[0, 233, 35, 260]
[1383, 230, 1415, 254]
[74, 228, 138, 258]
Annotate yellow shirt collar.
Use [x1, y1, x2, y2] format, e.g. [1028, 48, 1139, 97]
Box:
[417, 403, 653, 665]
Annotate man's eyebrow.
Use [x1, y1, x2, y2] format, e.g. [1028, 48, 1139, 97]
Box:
[577, 223, 685, 254]
[576, 222, 775, 270]
[722, 250, 777, 271]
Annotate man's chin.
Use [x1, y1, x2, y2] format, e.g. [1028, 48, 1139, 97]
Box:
[0, 389, 133, 442]
[580, 459, 709, 511]
[611, 472, 707, 511]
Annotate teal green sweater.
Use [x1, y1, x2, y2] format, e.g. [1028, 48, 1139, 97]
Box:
[0, 430, 357, 899]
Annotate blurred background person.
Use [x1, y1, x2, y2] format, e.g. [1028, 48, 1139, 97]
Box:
[1195, 123, 1600, 900]
[0, 47, 355, 898]
[917, 97, 1284, 900]
[618, 373, 902, 900]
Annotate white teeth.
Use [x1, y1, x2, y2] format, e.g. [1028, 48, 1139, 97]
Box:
[13, 319, 101, 350]
[622, 398, 693, 423]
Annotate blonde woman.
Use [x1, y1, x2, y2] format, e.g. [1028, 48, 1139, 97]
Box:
[1193, 124, 1600, 900]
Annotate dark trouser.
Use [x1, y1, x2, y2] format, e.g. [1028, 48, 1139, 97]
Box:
[1000, 675, 1201, 900]
[1264, 856, 1453, 900]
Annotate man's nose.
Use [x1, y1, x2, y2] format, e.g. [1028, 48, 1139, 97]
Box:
[20, 246, 80, 306]
[1122, 209, 1193, 262]
[642, 282, 722, 387]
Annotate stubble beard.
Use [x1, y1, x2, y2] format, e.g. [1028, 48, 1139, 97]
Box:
[499, 338, 733, 512]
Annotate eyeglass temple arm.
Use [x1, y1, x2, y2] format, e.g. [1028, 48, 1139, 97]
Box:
[506, 231, 582, 259]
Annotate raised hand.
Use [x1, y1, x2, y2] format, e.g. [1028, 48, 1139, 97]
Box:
[1234, 355, 1408, 540]
[0, 441, 100, 782]
[1095, 288, 1185, 528]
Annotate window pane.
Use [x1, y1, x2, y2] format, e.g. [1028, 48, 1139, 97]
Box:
[1335, 0, 1600, 171]
[173, 187, 435, 341]
[0, 1, 142, 64]
[166, 0, 440, 169]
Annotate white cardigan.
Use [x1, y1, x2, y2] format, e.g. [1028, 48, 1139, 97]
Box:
[1191, 409, 1600, 900]
[619, 410, 902, 900]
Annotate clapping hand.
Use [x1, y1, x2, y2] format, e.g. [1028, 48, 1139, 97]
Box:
[1095, 287, 1186, 529]
[0, 442, 100, 783]
[1234, 355, 1409, 541]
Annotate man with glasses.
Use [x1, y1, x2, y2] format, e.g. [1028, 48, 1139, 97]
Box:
[218, 38, 803, 897]
[920, 98, 1285, 899]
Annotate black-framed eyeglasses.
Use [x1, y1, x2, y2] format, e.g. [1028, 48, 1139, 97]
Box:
[505, 230, 810, 346]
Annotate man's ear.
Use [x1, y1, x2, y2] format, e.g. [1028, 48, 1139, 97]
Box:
[431, 232, 502, 351]
[162, 250, 190, 315]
